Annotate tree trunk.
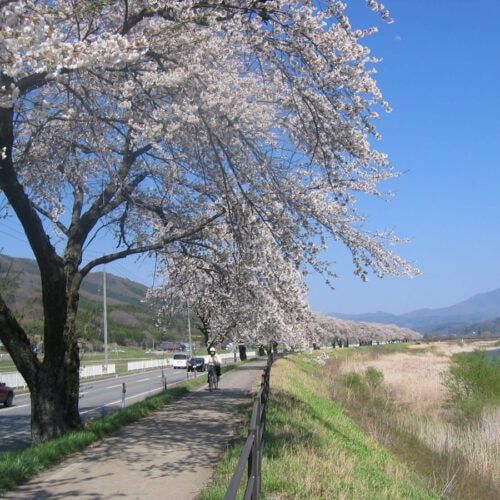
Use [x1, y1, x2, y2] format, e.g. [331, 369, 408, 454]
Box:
[1, 103, 81, 443]
[1, 276, 82, 444]
[238, 344, 247, 361]
[29, 305, 82, 445]
[30, 371, 72, 444]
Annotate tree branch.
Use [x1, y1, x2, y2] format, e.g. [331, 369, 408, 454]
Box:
[0, 292, 40, 387]
[79, 209, 225, 278]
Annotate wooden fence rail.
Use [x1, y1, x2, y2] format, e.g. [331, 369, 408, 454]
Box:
[224, 354, 273, 500]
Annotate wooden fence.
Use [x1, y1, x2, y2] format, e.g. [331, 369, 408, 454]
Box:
[224, 353, 274, 500]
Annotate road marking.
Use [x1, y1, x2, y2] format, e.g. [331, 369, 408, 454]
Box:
[0, 403, 30, 411]
[79, 388, 164, 415]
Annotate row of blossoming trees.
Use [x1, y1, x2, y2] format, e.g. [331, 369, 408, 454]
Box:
[1, 1, 418, 445]
[311, 314, 421, 349]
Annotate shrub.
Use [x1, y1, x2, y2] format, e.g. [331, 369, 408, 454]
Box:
[365, 366, 384, 389]
[342, 371, 364, 388]
[442, 350, 500, 422]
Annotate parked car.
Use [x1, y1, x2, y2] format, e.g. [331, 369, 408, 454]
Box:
[0, 382, 14, 407]
[172, 353, 189, 369]
[187, 357, 206, 372]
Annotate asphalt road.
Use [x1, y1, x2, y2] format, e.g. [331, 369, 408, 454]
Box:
[0, 367, 204, 452]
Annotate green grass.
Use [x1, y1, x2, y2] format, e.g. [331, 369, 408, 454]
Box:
[200, 354, 440, 499]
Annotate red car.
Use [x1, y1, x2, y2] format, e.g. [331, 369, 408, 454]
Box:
[0, 382, 14, 407]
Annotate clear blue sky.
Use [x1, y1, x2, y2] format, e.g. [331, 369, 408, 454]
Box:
[1, 2, 499, 315]
[306, 0, 500, 315]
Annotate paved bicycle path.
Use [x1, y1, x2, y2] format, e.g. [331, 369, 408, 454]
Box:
[4, 359, 267, 499]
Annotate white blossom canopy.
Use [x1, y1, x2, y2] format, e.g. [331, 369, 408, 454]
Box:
[147, 207, 313, 347]
[2, 1, 417, 343]
[311, 313, 422, 346]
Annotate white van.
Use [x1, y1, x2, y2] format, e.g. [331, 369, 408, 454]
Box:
[172, 353, 189, 369]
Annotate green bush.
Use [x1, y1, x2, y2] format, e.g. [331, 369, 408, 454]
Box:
[364, 366, 384, 389]
[442, 350, 500, 422]
[342, 371, 364, 389]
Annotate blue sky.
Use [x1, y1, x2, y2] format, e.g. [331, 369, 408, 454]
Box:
[1, 1, 499, 316]
[304, 0, 500, 315]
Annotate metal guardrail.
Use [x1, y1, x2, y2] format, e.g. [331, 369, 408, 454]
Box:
[225, 354, 273, 500]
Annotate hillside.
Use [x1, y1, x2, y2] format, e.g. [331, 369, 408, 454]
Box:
[0, 254, 164, 347]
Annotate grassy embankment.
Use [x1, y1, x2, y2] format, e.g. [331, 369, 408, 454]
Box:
[201, 340, 499, 499]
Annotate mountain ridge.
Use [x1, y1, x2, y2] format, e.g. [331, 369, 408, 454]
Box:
[0, 253, 148, 310]
[0, 253, 158, 346]
[2, 253, 498, 337]
[330, 287, 500, 334]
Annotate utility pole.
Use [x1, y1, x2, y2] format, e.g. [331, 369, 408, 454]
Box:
[187, 301, 192, 358]
[103, 264, 108, 370]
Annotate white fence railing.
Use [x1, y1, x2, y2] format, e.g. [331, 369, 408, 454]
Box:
[1, 364, 117, 389]
[81, 364, 117, 378]
[1, 351, 257, 389]
[127, 359, 168, 371]
[0, 371, 27, 390]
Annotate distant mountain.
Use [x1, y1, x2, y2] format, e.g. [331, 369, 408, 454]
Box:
[330, 288, 500, 334]
[416, 317, 500, 337]
[80, 270, 148, 307]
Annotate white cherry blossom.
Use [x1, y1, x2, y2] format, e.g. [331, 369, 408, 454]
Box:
[1, 1, 417, 445]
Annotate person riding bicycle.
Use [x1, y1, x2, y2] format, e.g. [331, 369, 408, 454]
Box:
[206, 346, 222, 382]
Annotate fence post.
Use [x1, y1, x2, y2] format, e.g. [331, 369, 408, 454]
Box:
[225, 353, 274, 499]
[249, 397, 262, 499]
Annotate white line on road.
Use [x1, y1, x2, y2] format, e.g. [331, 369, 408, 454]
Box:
[1, 403, 30, 411]
[79, 388, 163, 415]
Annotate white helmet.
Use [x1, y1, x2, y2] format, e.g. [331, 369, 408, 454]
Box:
[209, 347, 216, 353]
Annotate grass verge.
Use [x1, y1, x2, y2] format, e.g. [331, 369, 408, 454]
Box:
[200, 354, 440, 499]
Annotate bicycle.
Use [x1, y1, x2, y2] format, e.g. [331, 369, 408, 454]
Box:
[207, 365, 218, 392]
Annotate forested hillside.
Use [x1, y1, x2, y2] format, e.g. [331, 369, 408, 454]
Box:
[0, 254, 193, 349]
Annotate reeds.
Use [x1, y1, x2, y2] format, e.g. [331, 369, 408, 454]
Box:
[330, 340, 500, 499]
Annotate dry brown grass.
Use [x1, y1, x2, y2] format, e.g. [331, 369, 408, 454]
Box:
[341, 340, 498, 413]
[330, 340, 500, 498]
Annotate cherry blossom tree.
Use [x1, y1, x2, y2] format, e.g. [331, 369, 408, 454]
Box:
[0, 1, 416, 444]
[147, 207, 313, 351]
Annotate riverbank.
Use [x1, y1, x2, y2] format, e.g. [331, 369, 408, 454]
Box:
[201, 340, 499, 499]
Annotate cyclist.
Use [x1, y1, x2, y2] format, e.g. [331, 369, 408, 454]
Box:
[206, 346, 222, 383]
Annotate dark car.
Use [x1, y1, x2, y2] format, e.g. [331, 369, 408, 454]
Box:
[0, 382, 14, 407]
[187, 357, 206, 372]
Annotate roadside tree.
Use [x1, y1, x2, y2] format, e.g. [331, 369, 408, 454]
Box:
[0, 1, 416, 445]
[147, 210, 313, 350]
